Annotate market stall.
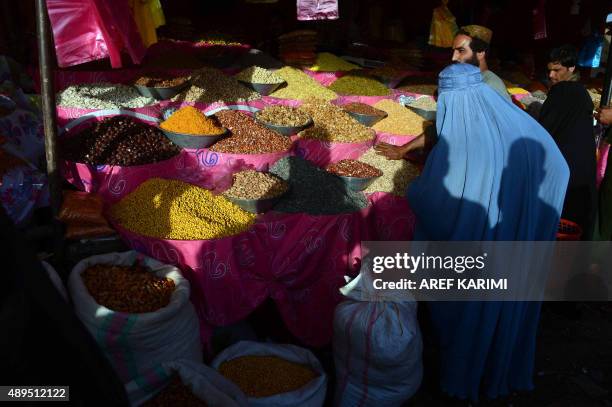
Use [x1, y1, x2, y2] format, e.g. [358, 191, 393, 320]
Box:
[50, 57, 428, 348]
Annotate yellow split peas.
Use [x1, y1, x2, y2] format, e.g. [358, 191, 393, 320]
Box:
[111, 178, 256, 240]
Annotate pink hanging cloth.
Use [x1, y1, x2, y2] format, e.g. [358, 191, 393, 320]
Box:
[46, 0, 146, 68]
[297, 0, 339, 21]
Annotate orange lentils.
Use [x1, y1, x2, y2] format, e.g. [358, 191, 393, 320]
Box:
[160, 106, 225, 136]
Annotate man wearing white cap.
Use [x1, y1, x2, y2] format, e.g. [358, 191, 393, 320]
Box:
[452, 25, 511, 101]
[375, 25, 512, 160]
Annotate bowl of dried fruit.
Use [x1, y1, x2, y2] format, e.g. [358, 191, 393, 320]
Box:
[342, 102, 388, 127]
[134, 74, 191, 100]
[254, 106, 313, 136]
[327, 159, 383, 191]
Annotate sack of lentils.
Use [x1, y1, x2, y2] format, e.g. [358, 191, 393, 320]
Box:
[68, 251, 203, 405]
[211, 341, 327, 407]
[132, 359, 248, 407]
[59, 113, 182, 202]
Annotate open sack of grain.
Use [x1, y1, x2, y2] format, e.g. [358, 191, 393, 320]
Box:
[68, 251, 202, 404]
[211, 341, 327, 407]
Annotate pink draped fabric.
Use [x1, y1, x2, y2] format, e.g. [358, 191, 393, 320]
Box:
[46, 0, 146, 68]
[296, 0, 339, 21]
[598, 142, 610, 189]
[303, 70, 347, 86]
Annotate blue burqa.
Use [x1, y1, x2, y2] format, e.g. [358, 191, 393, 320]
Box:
[406, 64, 569, 401]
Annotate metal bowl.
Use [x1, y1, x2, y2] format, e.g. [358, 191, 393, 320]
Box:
[337, 174, 381, 191]
[345, 110, 388, 127]
[254, 111, 313, 136]
[134, 80, 190, 100]
[406, 105, 436, 121]
[372, 75, 395, 89]
[238, 80, 285, 96]
[225, 192, 286, 214]
[160, 127, 229, 149]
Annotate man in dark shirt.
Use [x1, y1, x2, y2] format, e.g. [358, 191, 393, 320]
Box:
[539, 45, 597, 239]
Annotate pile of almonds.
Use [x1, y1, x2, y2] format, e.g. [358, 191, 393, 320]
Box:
[211, 110, 292, 154]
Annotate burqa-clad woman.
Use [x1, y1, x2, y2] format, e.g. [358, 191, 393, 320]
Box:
[407, 63, 569, 401]
[539, 80, 597, 239]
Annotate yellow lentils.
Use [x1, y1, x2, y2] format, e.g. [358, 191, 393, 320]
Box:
[270, 66, 337, 101]
[372, 99, 431, 135]
[219, 355, 318, 398]
[329, 73, 390, 96]
[111, 178, 256, 240]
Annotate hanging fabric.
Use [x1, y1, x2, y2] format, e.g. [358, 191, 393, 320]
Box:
[129, 0, 166, 47]
[532, 0, 547, 40]
[46, 0, 146, 68]
[428, 0, 458, 48]
[297, 0, 339, 21]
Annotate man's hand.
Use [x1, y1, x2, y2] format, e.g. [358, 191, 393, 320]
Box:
[374, 142, 410, 160]
[595, 107, 612, 125]
[374, 133, 426, 160]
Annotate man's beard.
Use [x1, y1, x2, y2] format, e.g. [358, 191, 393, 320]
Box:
[451, 55, 479, 67]
[466, 54, 479, 67]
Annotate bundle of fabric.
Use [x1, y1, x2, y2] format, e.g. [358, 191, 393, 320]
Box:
[278, 30, 317, 67]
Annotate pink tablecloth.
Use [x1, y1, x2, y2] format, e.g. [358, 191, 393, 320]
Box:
[113, 191, 415, 349]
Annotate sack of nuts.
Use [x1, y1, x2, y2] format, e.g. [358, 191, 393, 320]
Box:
[68, 251, 203, 405]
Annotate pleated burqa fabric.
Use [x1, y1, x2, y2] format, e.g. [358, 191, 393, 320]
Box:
[407, 63, 569, 401]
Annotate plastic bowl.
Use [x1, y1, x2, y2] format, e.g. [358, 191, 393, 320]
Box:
[225, 192, 286, 214]
[238, 80, 286, 96]
[336, 174, 381, 191]
[345, 110, 388, 127]
[254, 111, 313, 136]
[134, 80, 190, 100]
[160, 127, 229, 149]
[407, 105, 436, 121]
